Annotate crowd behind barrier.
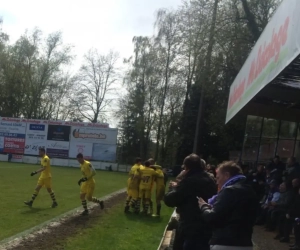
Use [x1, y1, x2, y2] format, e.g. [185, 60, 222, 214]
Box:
[162, 155, 300, 250]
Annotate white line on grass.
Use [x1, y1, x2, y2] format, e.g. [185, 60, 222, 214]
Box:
[0, 188, 126, 250]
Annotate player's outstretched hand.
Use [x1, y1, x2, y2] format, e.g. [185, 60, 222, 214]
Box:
[30, 171, 37, 176]
[78, 177, 88, 186]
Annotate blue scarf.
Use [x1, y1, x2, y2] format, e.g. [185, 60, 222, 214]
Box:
[208, 175, 246, 206]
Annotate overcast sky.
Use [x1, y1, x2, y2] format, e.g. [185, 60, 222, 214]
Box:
[1, 0, 182, 69]
[1, 0, 182, 126]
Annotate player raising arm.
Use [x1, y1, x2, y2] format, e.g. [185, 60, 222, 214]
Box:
[135, 161, 158, 215]
[76, 153, 104, 216]
[24, 147, 57, 208]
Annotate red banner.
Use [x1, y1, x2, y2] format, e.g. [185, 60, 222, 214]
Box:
[4, 137, 25, 154]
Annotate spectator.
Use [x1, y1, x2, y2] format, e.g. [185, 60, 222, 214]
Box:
[286, 187, 300, 248]
[256, 180, 280, 225]
[285, 157, 300, 185]
[270, 156, 285, 175]
[8, 153, 12, 162]
[275, 179, 300, 243]
[292, 217, 300, 250]
[207, 164, 217, 177]
[266, 163, 282, 184]
[241, 164, 250, 180]
[162, 168, 169, 187]
[164, 154, 217, 250]
[249, 164, 266, 201]
[292, 178, 300, 192]
[265, 181, 293, 231]
[175, 166, 186, 182]
[286, 189, 300, 250]
[198, 161, 257, 250]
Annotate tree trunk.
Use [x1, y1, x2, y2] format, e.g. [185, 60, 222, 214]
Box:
[155, 45, 171, 161]
[193, 0, 219, 154]
[240, 0, 260, 41]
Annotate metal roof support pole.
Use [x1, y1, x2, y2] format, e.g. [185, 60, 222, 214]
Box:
[274, 120, 282, 158]
[255, 117, 265, 165]
[292, 122, 299, 157]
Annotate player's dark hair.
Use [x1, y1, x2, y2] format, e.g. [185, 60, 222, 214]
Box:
[77, 153, 84, 159]
[39, 147, 45, 153]
[135, 157, 142, 163]
[144, 161, 150, 167]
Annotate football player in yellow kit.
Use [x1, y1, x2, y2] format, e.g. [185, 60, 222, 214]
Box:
[152, 165, 165, 216]
[125, 158, 142, 213]
[24, 147, 57, 208]
[76, 153, 104, 216]
[135, 161, 158, 214]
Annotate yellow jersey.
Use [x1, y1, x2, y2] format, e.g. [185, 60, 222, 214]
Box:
[138, 166, 158, 190]
[80, 160, 95, 183]
[128, 164, 141, 190]
[40, 155, 51, 178]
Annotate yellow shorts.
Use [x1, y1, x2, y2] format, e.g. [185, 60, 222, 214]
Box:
[156, 186, 165, 201]
[37, 177, 52, 189]
[80, 181, 95, 200]
[139, 188, 152, 199]
[128, 188, 139, 199]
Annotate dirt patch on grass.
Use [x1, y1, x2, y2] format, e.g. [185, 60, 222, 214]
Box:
[2, 192, 126, 250]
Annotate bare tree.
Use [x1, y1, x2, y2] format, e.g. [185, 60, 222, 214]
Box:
[154, 9, 180, 160]
[71, 49, 119, 123]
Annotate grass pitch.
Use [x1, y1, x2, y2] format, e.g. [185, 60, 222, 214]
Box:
[0, 162, 128, 240]
[63, 201, 174, 250]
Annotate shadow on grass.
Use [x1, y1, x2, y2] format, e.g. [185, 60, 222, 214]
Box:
[20, 207, 52, 214]
[124, 212, 164, 225]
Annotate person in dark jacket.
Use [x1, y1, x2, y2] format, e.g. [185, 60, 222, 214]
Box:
[207, 164, 217, 177]
[249, 164, 266, 201]
[256, 180, 280, 225]
[285, 157, 300, 185]
[265, 181, 293, 231]
[164, 154, 217, 250]
[265, 163, 282, 186]
[271, 155, 286, 175]
[275, 179, 300, 242]
[198, 161, 257, 250]
[162, 168, 169, 187]
[287, 187, 300, 250]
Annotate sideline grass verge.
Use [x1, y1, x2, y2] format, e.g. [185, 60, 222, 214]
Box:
[0, 162, 128, 240]
[63, 202, 174, 250]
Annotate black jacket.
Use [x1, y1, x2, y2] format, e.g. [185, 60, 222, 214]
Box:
[275, 190, 293, 210]
[286, 164, 300, 184]
[164, 170, 217, 241]
[200, 179, 257, 247]
[288, 193, 300, 218]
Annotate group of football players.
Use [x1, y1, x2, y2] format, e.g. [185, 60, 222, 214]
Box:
[125, 157, 167, 216]
[23, 148, 168, 217]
